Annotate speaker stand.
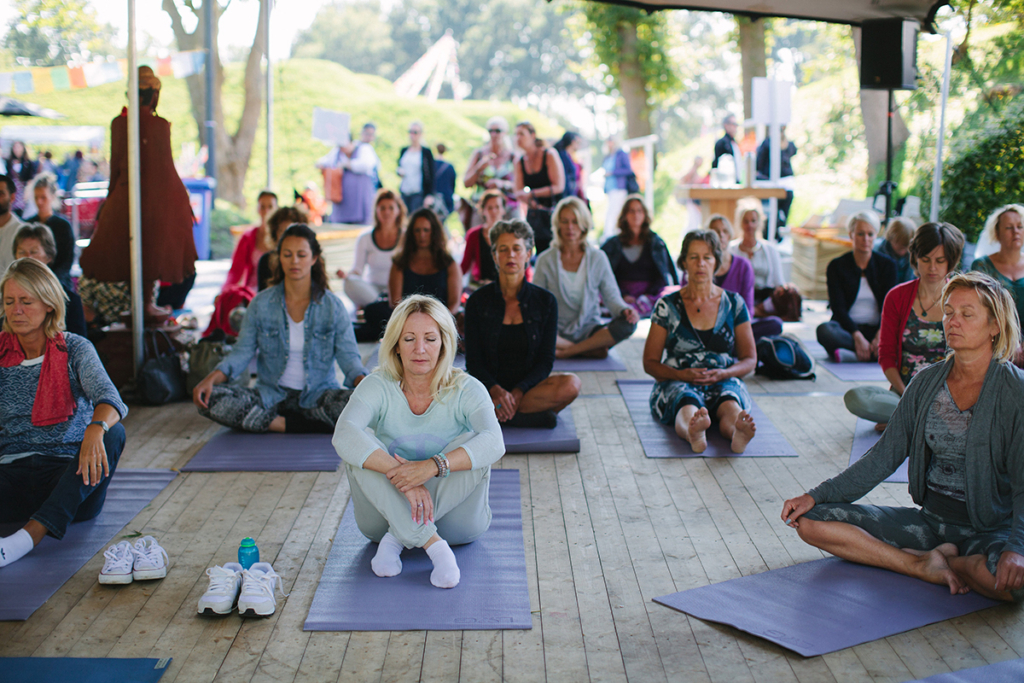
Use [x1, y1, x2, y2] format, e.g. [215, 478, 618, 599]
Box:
[875, 88, 897, 225]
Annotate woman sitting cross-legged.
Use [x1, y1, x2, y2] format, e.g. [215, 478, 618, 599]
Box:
[971, 204, 1024, 365]
[730, 199, 802, 321]
[783, 272, 1024, 602]
[13, 224, 87, 337]
[644, 230, 757, 454]
[816, 211, 897, 362]
[193, 224, 368, 433]
[600, 194, 679, 317]
[460, 189, 506, 291]
[465, 219, 581, 430]
[334, 295, 505, 588]
[845, 222, 964, 429]
[389, 208, 462, 315]
[533, 196, 639, 359]
[0, 259, 128, 568]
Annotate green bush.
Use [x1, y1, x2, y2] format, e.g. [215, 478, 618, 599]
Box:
[938, 97, 1024, 243]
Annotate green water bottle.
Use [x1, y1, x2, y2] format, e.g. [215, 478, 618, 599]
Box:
[238, 537, 259, 570]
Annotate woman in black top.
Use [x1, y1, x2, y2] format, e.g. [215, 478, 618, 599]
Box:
[389, 208, 461, 314]
[30, 175, 75, 291]
[13, 224, 87, 336]
[256, 206, 309, 291]
[513, 121, 565, 255]
[397, 121, 435, 213]
[816, 211, 898, 361]
[465, 219, 580, 429]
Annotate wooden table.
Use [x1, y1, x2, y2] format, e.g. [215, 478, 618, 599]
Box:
[675, 185, 789, 227]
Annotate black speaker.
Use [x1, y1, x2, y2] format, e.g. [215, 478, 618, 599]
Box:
[860, 19, 919, 90]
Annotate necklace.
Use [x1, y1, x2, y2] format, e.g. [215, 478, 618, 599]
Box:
[918, 286, 940, 316]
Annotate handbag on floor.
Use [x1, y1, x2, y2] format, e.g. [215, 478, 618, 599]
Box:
[755, 333, 815, 381]
[138, 330, 186, 404]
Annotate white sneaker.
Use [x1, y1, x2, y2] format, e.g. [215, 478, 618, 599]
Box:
[99, 541, 135, 585]
[131, 536, 169, 580]
[197, 563, 243, 615]
[237, 562, 286, 617]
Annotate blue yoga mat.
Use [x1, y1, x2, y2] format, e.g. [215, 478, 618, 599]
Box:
[617, 379, 798, 458]
[304, 468, 532, 631]
[502, 406, 580, 453]
[0, 657, 171, 682]
[802, 338, 887, 382]
[364, 346, 627, 372]
[182, 429, 340, 472]
[907, 657, 1024, 682]
[654, 557, 999, 658]
[850, 418, 908, 483]
[0, 469, 178, 621]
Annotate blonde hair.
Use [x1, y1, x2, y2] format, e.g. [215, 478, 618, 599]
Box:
[551, 196, 593, 250]
[705, 213, 733, 240]
[883, 216, 916, 249]
[377, 294, 465, 401]
[942, 271, 1021, 364]
[1, 258, 67, 338]
[847, 210, 882, 235]
[734, 198, 764, 234]
[982, 204, 1024, 245]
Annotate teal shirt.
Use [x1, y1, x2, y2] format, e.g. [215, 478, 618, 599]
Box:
[971, 255, 1024, 327]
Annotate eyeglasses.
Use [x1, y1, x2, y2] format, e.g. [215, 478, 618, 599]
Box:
[488, 129, 502, 134]
[409, 130, 421, 135]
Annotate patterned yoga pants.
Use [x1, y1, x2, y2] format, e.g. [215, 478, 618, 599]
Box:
[199, 385, 352, 433]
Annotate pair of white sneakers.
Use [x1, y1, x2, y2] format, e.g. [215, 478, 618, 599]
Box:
[99, 536, 169, 584]
[197, 562, 286, 617]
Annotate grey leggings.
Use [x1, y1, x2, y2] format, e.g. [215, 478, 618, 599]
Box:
[199, 385, 352, 433]
[804, 502, 1023, 601]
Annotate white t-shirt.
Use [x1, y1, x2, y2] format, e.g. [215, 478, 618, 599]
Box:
[351, 228, 399, 289]
[559, 256, 587, 313]
[0, 213, 26, 275]
[848, 275, 880, 326]
[278, 316, 306, 390]
[399, 148, 423, 195]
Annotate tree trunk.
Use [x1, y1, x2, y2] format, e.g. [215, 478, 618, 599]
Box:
[616, 20, 652, 139]
[737, 17, 766, 121]
[161, 0, 266, 209]
[852, 27, 910, 186]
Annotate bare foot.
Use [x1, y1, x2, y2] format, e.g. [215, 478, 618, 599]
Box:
[730, 410, 757, 453]
[874, 422, 887, 433]
[912, 545, 968, 595]
[682, 408, 711, 453]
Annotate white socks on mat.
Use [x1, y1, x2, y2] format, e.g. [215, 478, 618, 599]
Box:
[0, 529, 34, 568]
[371, 532, 404, 578]
[426, 539, 460, 588]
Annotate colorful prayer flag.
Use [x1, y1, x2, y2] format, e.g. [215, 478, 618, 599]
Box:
[67, 66, 87, 89]
[0, 72, 12, 94]
[13, 71, 33, 94]
[49, 66, 71, 91]
[31, 68, 54, 94]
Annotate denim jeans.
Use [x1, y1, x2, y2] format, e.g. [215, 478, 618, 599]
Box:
[402, 192, 425, 213]
[0, 424, 126, 539]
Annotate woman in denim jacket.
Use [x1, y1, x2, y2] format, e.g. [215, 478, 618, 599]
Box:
[193, 224, 368, 433]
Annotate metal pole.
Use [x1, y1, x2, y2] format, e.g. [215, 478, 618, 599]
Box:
[265, 0, 272, 189]
[767, 79, 780, 242]
[127, 0, 144, 375]
[931, 33, 953, 223]
[204, 0, 216, 196]
[885, 88, 894, 224]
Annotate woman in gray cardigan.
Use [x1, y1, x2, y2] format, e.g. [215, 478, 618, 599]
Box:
[533, 197, 639, 359]
[782, 271, 1024, 602]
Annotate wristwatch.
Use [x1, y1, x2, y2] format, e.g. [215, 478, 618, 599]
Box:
[88, 420, 110, 433]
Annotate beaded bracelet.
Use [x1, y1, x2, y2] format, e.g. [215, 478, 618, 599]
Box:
[431, 452, 450, 479]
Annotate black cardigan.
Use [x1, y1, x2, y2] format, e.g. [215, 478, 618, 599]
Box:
[397, 146, 435, 198]
[464, 280, 557, 394]
[825, 251, 897, 333]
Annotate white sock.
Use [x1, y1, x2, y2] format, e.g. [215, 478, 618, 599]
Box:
[0, 529, 34, 568]
[370, 532, 404, 577]
[426, 539, 460, 588]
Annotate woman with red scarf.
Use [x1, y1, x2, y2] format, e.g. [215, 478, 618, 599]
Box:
[0, 259, 128, 568]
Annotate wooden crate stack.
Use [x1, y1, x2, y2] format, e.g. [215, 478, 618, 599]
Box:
[790, 217, 852, 300]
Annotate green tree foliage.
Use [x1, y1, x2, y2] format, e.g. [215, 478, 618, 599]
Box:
[2, 0, 117, 66]
[291, 0, 583, 100]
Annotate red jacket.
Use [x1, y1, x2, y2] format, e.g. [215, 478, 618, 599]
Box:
[877, 279, 920, 373]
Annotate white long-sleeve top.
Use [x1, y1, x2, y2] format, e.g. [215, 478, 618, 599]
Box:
[316, 143, 379, 177]
[333, 371, 505, 469]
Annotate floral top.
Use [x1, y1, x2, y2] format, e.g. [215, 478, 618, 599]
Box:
[899, 309, 945, 387]
[650, 290, 750, 371]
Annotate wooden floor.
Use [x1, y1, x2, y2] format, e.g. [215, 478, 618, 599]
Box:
[2, 308, 1023, 682]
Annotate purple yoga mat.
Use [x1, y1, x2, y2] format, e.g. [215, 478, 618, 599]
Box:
[502, 406, 579, 453]
[617, 379, 798, 458]
[0, 469, 178, 621]
[654, 557, 1000, 658]
[907, 657, 1024, 682]
[182, 430, 340, 472]
[304, 468, 531, 631]
[803, 338, 887, 382]
[850, 418, 908, 483]
[365, 346, 626, 373]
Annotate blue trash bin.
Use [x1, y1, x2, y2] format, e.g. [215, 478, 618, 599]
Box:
[183, 177, 217, 260]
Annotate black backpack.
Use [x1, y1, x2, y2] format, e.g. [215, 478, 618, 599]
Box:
[755, 334, 816, 381]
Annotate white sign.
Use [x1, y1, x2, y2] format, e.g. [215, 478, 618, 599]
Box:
[751, 79, 793, 125]
[312, 108, 351, 146]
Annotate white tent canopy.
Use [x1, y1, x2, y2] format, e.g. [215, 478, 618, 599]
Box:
[0, 125, 105, 150]
[591, 0, 947, 27]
